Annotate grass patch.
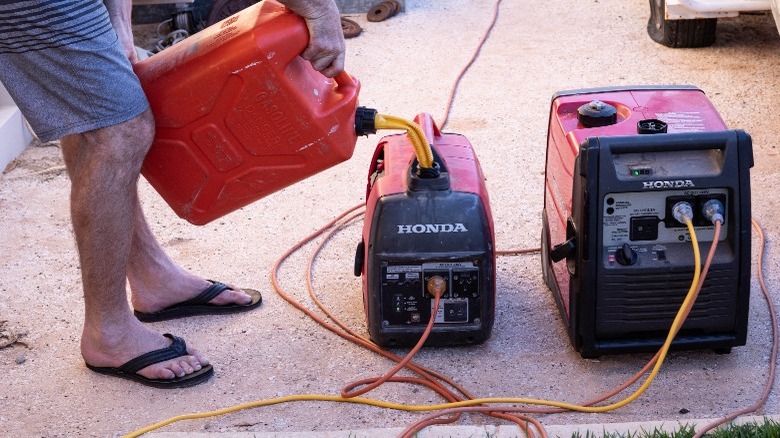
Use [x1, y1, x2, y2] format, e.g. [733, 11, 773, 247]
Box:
[572, 424, 696, 438]
[571, 418, 780, 438]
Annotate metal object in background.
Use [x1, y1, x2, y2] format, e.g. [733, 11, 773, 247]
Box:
[367, 0, 401, 22]
[341, 17, 363, 38]
[338, 0, 404, 13]
[132, 0, 406, 25]
[132, 0, 209, 25]
[206, 0, 260, 26]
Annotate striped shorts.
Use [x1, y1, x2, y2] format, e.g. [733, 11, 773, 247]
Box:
[0, 0, 149, 142]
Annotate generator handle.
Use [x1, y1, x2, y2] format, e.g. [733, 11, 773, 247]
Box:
[602, 131, 738, 155]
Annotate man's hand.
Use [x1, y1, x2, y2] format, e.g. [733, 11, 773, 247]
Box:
[277, 0, 346, 77]
[104, 0, 138, 63]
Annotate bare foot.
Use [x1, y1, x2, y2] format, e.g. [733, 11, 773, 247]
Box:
[81, 316, 209, 380]
[130, 271, 252, 314]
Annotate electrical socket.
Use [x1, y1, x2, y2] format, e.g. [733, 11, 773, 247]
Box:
[665, 196, 697, 228]
[695, 194, 727, 226]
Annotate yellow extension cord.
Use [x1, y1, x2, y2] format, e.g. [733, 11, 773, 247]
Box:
[124, 219, 702, 437]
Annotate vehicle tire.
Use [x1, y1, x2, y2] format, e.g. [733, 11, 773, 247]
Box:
[647, 0, 717, 47]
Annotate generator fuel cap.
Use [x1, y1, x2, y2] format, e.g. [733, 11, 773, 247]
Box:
[578, 100, 618, 127]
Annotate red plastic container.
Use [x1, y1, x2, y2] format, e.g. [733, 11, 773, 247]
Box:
[134, 0, 360, 225]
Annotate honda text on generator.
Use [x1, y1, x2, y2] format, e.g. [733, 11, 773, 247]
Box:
[541, 85, 753, 358]
[354, 113, 496, 347]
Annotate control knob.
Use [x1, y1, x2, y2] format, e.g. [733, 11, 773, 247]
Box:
[615, 243, 637, 266]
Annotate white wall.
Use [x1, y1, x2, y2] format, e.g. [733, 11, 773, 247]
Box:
[0, 81, 33, 171]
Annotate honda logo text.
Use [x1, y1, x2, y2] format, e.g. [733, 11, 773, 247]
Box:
[642, 180, 695, 189]
[397, 223, 469, 234]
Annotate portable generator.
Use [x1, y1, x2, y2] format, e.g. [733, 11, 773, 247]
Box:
[354, 113, 496, 347]
[541, 85, 753, 358]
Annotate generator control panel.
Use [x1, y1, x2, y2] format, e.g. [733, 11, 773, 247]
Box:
[602, 188, 729, 269]
[381, 262, 481, 326]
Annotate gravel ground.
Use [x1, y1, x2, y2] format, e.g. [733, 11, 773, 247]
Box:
[1, 0, 780, 436]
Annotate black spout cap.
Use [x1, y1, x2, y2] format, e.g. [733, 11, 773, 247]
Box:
[355, 106, 378, 136]
[637, 119, 668, 134]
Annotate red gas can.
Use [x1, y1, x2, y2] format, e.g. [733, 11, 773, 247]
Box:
[134, 0, 361, 225]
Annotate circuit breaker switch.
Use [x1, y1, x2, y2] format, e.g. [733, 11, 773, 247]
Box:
[630, 216, 659, 241]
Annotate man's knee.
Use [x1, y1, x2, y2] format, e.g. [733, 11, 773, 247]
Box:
[66, 109, 156, 172]
[108, 109, 156, 160]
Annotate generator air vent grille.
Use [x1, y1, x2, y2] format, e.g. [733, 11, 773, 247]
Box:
[596, 266, 738, 338]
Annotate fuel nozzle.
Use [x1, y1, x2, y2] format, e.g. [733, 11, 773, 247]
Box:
[361, 109, 438, 176]
[354, 106, 378, 136]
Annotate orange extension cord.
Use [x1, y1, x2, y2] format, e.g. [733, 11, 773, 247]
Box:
[439, 0, 502, 130]
[124, 210, 776, 438]
[432, 0, 778, 433]
[413, 0, 778, 430]
[692, 219, 777, 437]
[124, 0, 777, 434]
[286, 212, 775, 437]
[294, 212, 701, 435]
[271, 204, 544, 436]
[399, 222, 721, 435]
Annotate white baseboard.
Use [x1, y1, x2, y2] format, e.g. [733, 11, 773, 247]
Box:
[0, 105, 33, 171]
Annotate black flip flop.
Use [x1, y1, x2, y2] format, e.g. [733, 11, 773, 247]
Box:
[86, 334, 214, 389]
[134, 281, 262, 323]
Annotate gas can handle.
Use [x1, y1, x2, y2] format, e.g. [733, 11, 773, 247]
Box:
[334, 71, 355, 89]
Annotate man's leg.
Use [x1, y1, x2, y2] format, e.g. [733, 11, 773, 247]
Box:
[126, 204, 252, 314]
[62, 109, 206, 380]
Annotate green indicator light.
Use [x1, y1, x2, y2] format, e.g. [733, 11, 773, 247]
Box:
[633, 170, 640, 176]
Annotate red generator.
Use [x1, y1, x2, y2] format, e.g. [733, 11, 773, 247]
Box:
[541, 86, 753, 358]
[354, 113, 496, 347]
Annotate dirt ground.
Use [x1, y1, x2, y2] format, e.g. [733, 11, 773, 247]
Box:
[2, 0, 780, 436]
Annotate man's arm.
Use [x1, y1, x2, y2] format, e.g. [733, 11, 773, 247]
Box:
[103, 0, 138, 63]
[276, 0, 345, 78]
